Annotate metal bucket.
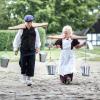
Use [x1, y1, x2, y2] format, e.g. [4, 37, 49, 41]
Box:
[0, 57, 9, 68]
[81, 65, 90, 76]
[39, 52, 47, 62]
[47, 65, 56, 75]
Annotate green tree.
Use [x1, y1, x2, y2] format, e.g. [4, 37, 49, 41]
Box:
[0, 0, 10, 29]
[54, 0, 100, 31]
[6, 0, 43, 25]
[1, 0, 100, 32]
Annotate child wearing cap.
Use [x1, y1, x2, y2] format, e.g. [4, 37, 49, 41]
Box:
[55, 25, 86, 84]
[13, 15, 41, 86]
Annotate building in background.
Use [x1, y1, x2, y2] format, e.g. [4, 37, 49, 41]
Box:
[87, 18, 100, 46]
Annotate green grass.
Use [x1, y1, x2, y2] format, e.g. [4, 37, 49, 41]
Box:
[0, 51, 20, 62]
[88, 57, 100, 61]
[0, 46, 100, 62]
[78, 46, 100, 55]
[40, 47, 60, 61]
[75, 46, 100, 61]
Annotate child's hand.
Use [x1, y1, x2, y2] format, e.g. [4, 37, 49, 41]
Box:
[35, 48, 40, 53]
[83, 41, 87, 46]
[15, 50, 18, 55]
[56, 45, 61, 48]
[14, 48, 19, 55]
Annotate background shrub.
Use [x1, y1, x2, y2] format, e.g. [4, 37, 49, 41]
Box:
[38, 27, 46, 50]
[0, 28, 47, 51]
[0, 30, 16, 51]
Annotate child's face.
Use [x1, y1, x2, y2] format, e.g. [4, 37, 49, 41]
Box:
[63, 31, 71, 38]
[26, 22, 32, 27]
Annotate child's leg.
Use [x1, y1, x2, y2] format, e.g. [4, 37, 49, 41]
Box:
[68, 73, 73, 81]
[19, 55, 28, 83]
[64, 74, 73, 84]
[26, 54, 35, 77]
[20, 55, 28, 75]
[64, 73, 73, 81]
[24, 54, 35, 86]
[60, 75, 66, 84]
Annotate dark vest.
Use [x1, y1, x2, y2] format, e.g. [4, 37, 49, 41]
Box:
[20, 27, 36, 53]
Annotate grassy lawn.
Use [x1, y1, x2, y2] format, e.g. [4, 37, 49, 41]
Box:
[0, 46, 100, 62]
[89, 57, 100, 61]
[78, 46, 100, 55]
[75, 46, 100, 61]
[0, 49, 60, 62]
[0, 51, 20, 62]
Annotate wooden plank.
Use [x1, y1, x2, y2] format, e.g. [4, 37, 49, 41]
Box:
[47, 35, 87, 40]
[8, 23, 48, 30]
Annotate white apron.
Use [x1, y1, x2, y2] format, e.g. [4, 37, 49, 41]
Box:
[58, 39, 76, 76]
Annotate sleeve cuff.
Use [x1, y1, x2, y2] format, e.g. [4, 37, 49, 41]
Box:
[13, 48, 18, 51]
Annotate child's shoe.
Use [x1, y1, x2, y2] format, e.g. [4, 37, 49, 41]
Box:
[26, 76, 33, 86]
[66, 77, 71, 85]
[20, 74, 27, 84]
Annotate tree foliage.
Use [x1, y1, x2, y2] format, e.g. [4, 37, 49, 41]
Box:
[38, 27, 46, 50]
[0, 30, 16, 50]
[0, 0, 100, 33]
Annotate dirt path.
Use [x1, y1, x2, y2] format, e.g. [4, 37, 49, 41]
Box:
[0, 60, 100, 100]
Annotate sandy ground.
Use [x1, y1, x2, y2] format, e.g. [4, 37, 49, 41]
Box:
[0, 59, 100, 100]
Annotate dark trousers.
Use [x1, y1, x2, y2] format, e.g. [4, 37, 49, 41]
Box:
[19, 54, 35, 77]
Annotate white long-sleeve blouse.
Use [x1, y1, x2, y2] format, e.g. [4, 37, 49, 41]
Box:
[13, 28, 41, 51]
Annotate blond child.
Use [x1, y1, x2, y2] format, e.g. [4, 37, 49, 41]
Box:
[55, 25, 86, 84]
